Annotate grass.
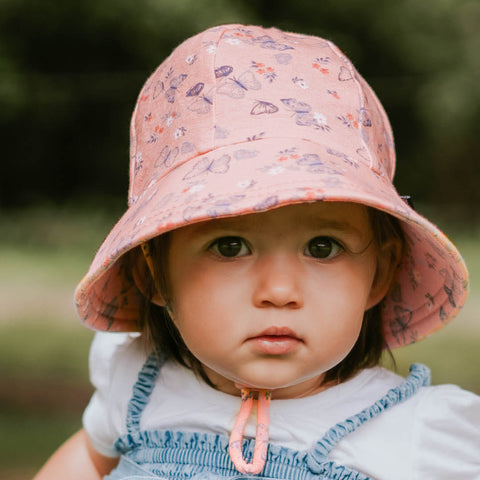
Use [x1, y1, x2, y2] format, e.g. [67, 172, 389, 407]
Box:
[0, 205, 478, 479]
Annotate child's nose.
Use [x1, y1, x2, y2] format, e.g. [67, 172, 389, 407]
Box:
[252, 254, 304, 309]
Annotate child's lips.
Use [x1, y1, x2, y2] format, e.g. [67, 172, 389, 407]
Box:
[247, 327, 303, 355]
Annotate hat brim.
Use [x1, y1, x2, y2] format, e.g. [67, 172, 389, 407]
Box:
[75, 137, 468, 348]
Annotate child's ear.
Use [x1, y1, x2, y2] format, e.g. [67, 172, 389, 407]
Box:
[366, 238, 403, 310]
[131, 249, 167, 307]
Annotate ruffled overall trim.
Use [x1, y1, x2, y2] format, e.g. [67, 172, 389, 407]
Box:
[109, 354, 430, 480]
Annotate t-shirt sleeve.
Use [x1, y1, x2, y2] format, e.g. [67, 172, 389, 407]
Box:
[413, 384, 480, 479]
[82, 332, 141, 458]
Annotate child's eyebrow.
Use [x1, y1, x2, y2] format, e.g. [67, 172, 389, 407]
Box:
[311, 219, 364, 236]
[187, 217, 365, 237]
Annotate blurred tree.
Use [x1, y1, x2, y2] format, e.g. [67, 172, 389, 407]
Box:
[0, 0, 254, 207]
[1, 0, 479, 218]
[248, 0, 480, 215]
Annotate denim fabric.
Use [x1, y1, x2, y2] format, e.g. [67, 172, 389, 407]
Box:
[105, 353, 430, 480]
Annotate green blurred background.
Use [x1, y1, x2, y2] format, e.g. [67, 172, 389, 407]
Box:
[1, 1, 479, 478]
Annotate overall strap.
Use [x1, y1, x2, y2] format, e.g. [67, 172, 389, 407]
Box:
[307, 363, 430, 473]
[126, 350, 166, 435]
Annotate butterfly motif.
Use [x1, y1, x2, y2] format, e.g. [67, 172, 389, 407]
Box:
[186, 82, 205, 97]
[183, 205, 203, 222]
[253, 35, 294, 51]
[217, 71, 261, 99]
[359, 108, 372, 127]
[152, 80, 165, 99]
[297, 154, 340, 174]
[297, 154, 324, 172]
[134, 153, 143, 173]
[233, 149, 258, 160]
[183, 154, 231, 180]
[254, 196, 279, 211]
[250, 100, 279, 115]
[440, 269, 457, 308]
[215, 65, 233, 78]
[338, 66, 353, 81]
[326, 148, 358, 168]
[214, 125, 229, 139]
[165, 74, 187, 103]
[281, 97, 311, 115]
[281, 98, 330, 131]
[155, 145, 179, 168]
[187, 86, 215, 115]
[390, 306, 413, 344]
[181, 141, 195, 154]
[208, 195, 247, 217]
[275, 53, 292, 64]
[356, 147, 370, 163]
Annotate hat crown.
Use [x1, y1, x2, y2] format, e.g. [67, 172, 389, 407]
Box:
[128, 24, 395, 206]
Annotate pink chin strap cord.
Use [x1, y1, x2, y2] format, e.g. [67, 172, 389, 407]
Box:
[228, 388, 272, 475]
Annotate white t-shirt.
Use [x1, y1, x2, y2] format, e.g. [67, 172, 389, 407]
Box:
[84, 332, 480, 479]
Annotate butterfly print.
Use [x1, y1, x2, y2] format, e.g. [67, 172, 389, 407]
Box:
[356, 147, 371, 163]
[275, 53, 292, 64]
[101, 296, 119, 330]
[188, 87, 215, 115]
[326, 148, 358, 167]
[155, 145, 179, 168]
[186, 82, 205, 97]
[209, 194, 247, 214]
[250, 100, 279, 115]
[215, 65, 233, 78]
[254, 196, 279, 211]
[281, 98, 330, 131]
[252, 35, 294, 51]
[425, 292, 435, 308]
[359, 108, 372, 127]
[165, 74, 187, 103]
[181, 141, 195, 154]
[440, 269, 457, 308]
[134, 153, 143, 173]
[183, 205, 203, 222]
[185, 54, 197, 65]
[217, 71, 261, 99]
[183, 154, 231, 180]
[297, 154, 340, 174]
[214, 125, 229, 139]
[281, 97, 310, 113]
[338, 66, 353, 81]
[390, 306, 413, 344]
[153, 80, 165, 99]
[233, 149, 258, 160]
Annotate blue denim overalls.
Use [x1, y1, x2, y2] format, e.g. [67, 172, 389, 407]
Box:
[105, 353, 430, 480]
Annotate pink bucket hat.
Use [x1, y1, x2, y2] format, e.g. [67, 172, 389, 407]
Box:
[75, 24, 468, 349]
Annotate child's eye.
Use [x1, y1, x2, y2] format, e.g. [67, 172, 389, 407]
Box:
[210, 236, 250, 258]
[305, 236, 342, 259]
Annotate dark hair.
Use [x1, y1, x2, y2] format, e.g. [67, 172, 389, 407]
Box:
[133, 207, 405, 388]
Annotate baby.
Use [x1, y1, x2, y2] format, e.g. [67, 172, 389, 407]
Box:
[34, 24, 479, 480]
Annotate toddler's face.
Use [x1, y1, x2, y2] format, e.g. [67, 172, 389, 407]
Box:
[163, 202, 386, 398]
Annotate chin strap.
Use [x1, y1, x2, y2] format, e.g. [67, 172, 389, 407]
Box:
[228, 388, 271, 475]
